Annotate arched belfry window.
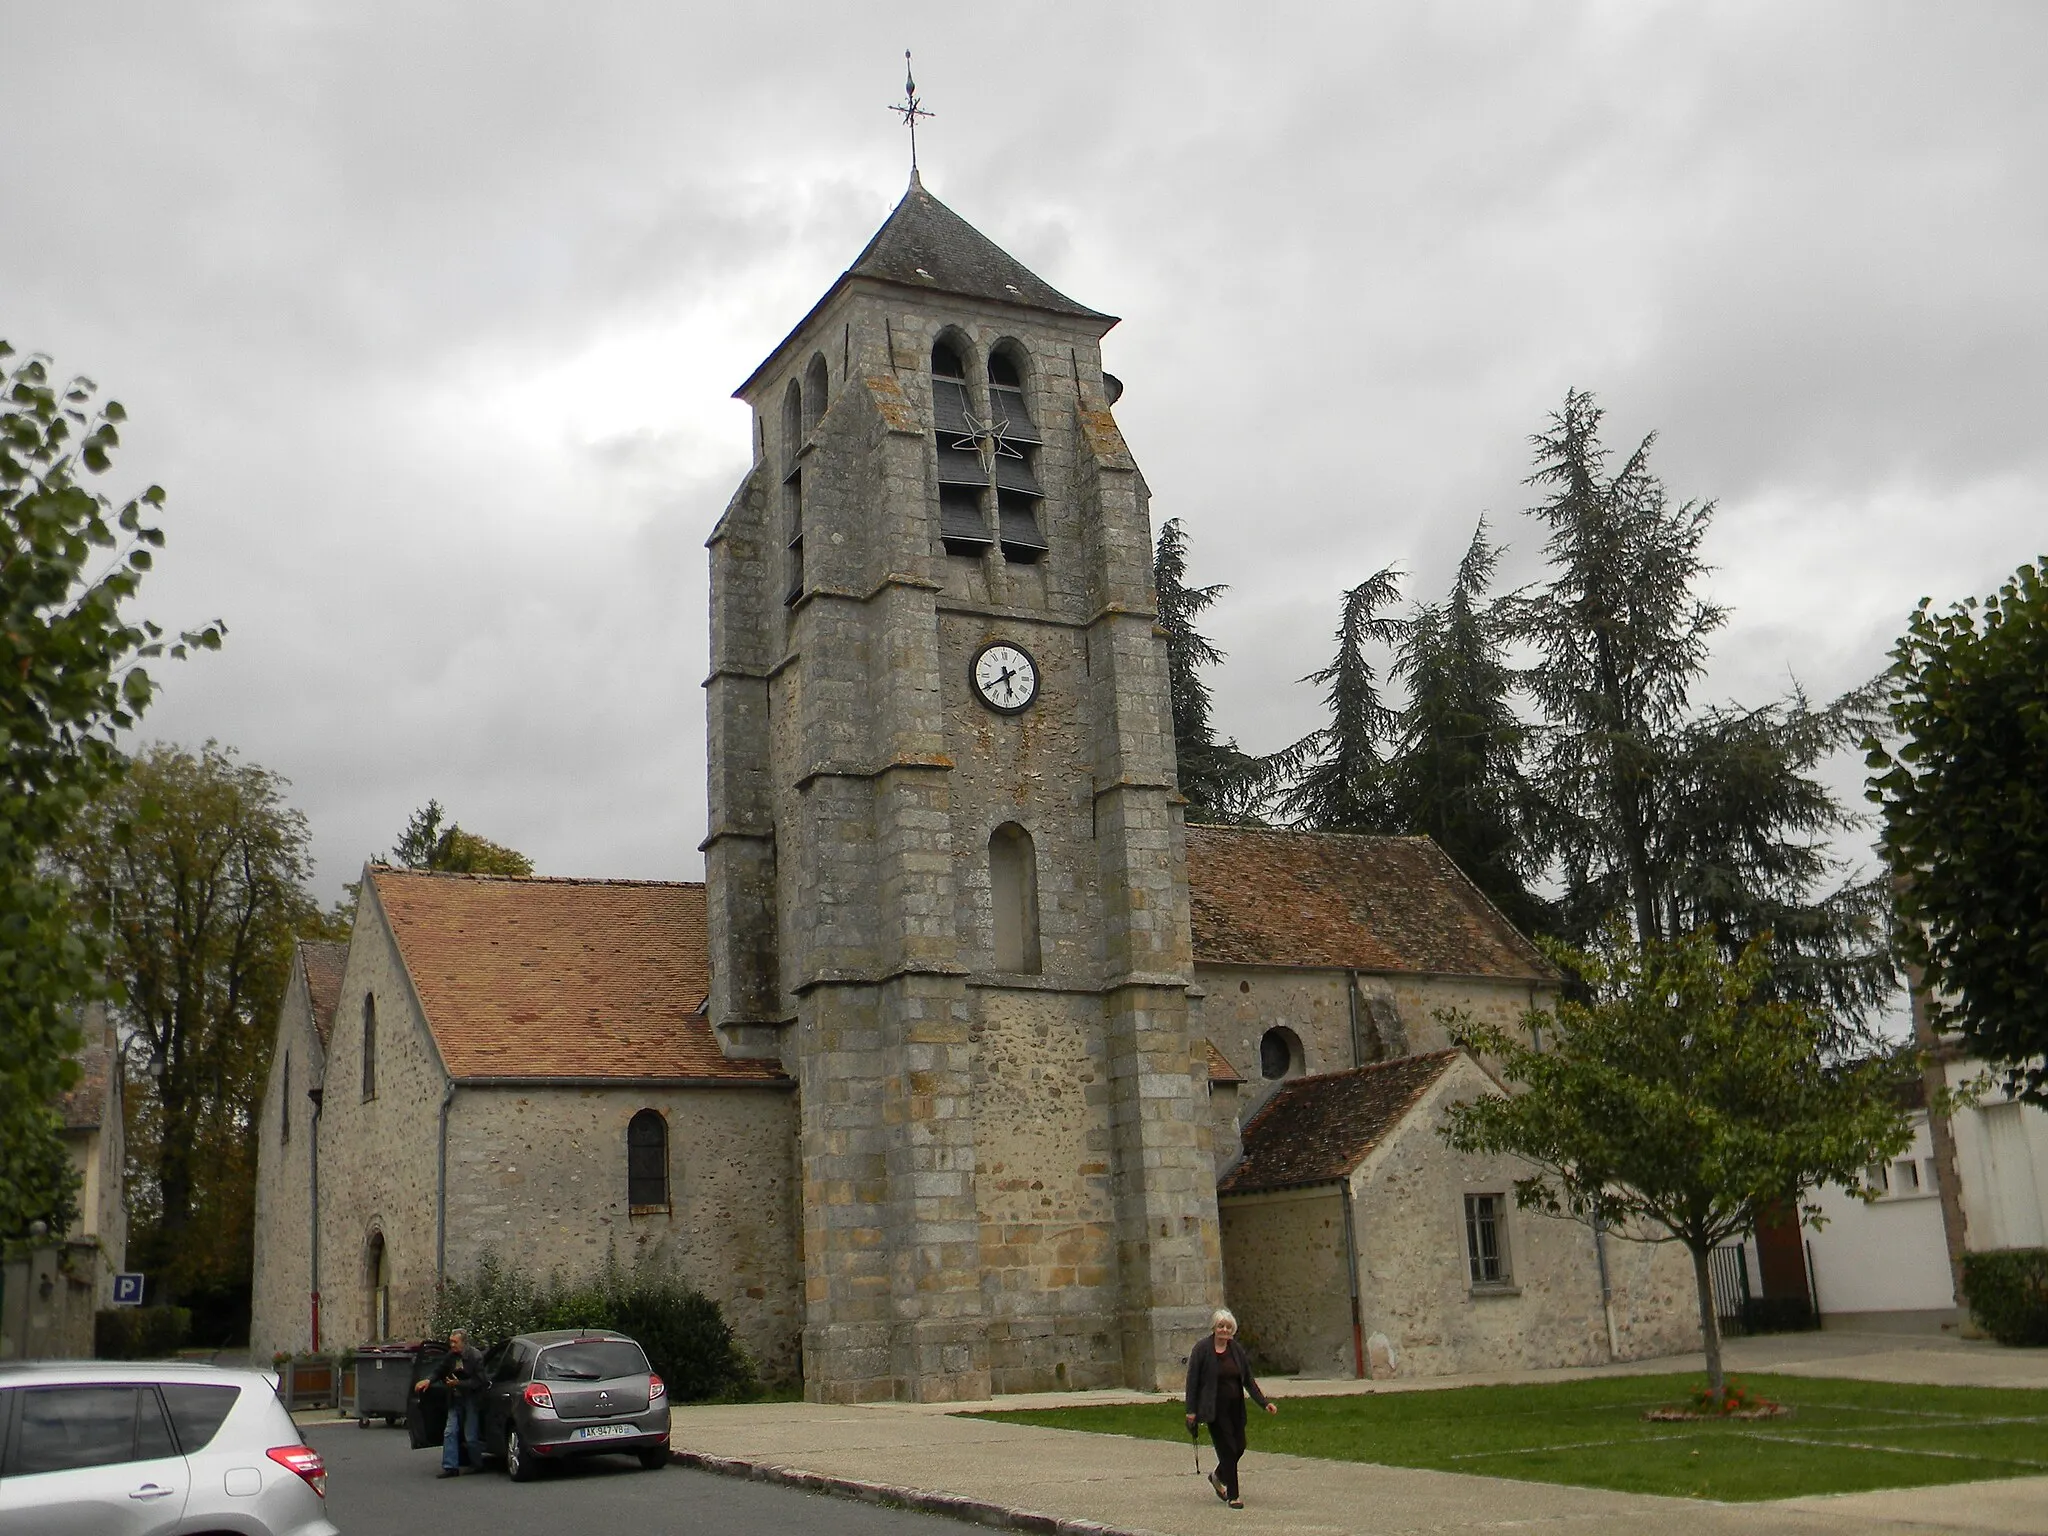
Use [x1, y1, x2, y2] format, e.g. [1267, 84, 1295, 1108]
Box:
[987, 348, 1046, 563]
[627, 1109, 669, 1210]
[989, 822, 1042, 974]
[360, 995, 377, 1101]
[781, 378, 805, 605]
[932, 338, 990, 556]
[803, 354, 828, 432]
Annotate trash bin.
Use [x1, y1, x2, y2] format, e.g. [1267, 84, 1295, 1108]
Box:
[352, 1343, 419, 1427]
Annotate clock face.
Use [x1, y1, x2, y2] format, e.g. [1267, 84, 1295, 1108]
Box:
[971, 642, 1039, 714]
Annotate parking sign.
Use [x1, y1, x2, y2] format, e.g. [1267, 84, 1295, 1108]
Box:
[111, 1273, 145, 1307]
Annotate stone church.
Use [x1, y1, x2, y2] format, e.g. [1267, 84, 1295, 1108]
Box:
[252, 177, 1694, 1399]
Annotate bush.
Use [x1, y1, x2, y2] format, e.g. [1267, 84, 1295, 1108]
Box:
[1962, 1249, 2048, 1346]
[429, 1250, 757, 1401]
[95, 1307, 191, 1359]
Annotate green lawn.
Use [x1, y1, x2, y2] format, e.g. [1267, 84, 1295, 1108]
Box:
[967, 1374, 2048, 1502]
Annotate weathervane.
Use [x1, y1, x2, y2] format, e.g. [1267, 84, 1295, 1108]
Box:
[889, 49, 933, 175]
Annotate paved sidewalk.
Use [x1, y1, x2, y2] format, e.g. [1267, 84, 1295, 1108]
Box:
[668, 1336, 2048, 1536]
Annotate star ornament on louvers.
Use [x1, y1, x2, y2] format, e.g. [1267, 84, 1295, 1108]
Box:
[954, 408, 1025, 473]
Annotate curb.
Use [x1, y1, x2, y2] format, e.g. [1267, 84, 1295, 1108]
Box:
[671, 1449, 1149, 1536]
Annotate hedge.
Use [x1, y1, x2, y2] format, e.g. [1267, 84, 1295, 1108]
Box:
[427, 1251, 757, 1401]
[95, 1307, 192, 1359]
[1961, 1248, 2048, 1346]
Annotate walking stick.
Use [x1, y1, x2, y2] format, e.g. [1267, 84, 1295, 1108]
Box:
[1190, 1419, 1201, 1474]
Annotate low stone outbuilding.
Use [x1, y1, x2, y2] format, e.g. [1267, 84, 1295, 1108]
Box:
[249, 868, 801, 1382]
[1218, 1051, 1697, 1379]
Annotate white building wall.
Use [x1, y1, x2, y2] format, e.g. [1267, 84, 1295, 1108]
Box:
[1948, 1060, 2048, 1253]
[1807, 1111, 1956, 1320]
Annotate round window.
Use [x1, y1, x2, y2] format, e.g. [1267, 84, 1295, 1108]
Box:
[1259, 1027, 1301, 1081]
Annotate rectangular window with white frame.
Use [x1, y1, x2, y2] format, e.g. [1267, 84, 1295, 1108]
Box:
[1464, 1193, 1513, 1288]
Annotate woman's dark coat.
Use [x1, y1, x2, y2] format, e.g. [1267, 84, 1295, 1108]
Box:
[1184, 1335, 1268, 1425]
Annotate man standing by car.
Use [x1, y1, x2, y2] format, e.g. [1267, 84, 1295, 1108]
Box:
[416, 1328, 487, 1477]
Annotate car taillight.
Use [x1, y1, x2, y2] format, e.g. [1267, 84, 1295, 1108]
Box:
[648, 1374, 666, 1401]
[523, 1382, 554, 1410]
[267, 1445, 327, 1498]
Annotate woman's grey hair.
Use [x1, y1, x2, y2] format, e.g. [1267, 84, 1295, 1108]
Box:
[1211, 1308, 1237, 1331]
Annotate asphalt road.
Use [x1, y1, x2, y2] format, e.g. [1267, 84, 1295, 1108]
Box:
[302, 1416, 981, 1536]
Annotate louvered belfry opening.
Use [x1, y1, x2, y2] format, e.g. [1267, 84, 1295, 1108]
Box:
[987, 348, 1046, 563]
[932, 337, 992, 557]
[781, 378, 805, 604]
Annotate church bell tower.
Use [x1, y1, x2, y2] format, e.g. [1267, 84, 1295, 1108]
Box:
[705, 174, 1222, 1402]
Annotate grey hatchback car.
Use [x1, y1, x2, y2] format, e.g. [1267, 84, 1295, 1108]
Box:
[0, 1361, 336, 1536]
[445, 1331, 670, 1481]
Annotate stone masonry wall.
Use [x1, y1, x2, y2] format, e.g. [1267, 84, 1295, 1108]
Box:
[444, 1084, 801, 1385]
[1197, 964, 1546, 1131]
[1347, 1057, 1690, 1377]
[1217, 1188, 1353, 1376]
[312, 892, 449, 1348]
[250, 967, 324, 1360]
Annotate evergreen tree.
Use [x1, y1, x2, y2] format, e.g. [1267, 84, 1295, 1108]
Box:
[1516, 390, 1893, 1032]
[391, 799, 534, 877]
[1270, 566, 1405, 832]
[1388, 520, 1547, 935]
[1152, 520, 1266, 824]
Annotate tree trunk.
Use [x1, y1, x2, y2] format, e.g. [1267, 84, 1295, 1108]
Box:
[1689, 1241, 1724, 1400]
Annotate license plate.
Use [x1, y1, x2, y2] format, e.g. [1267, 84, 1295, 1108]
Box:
[572, 1424, 635, 1440]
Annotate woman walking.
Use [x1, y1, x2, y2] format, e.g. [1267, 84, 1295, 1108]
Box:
[1184, 1309, 1276, 1508]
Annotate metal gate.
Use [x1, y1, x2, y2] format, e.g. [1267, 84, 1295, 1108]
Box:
[1709, 1242, 1752, 1337]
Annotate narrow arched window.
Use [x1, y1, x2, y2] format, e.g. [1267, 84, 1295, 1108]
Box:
[781, 379, 805, 605]
[1259, 1026, 1302, 1081]
[989, 822, 1042, 974]
[627, 1109, 669, 1209]
[361, 995, 377, 1101]
[987, 347, 1046, 563]
[933, 338, 991, 556]
[803, 353, 828, 433]
[281, 1050, 292, 1144]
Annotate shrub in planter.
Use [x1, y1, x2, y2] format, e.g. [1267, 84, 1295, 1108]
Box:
[95, 1306, 191, 1359]
[1962, 1249, 2048, 1346]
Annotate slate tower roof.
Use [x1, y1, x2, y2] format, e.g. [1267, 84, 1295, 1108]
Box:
[847, 174, 1111, 321]
[736, 174, 1113, 398]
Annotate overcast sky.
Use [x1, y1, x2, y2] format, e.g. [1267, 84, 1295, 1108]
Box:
[4, 3, 2042, 911]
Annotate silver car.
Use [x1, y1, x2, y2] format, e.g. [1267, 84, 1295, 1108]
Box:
[468, 1331, 670, 1481]
[0, 1361, 338, 1536]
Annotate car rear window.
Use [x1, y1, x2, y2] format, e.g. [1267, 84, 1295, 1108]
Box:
[534, 1341, 648, 1381]
[161, 1383, 241, 1452]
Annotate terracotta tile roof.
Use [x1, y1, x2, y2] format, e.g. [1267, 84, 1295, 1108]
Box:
[1205, 1040, 1245, 1086]
[1218, 1051, 1463, 1195]
[1187, 827, 1554, 982]
[368, 869, 785, 1084]
[59, 1031, 112, 1131]
[298, 940, 349, 1050]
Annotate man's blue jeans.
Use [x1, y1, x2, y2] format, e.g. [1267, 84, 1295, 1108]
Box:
[442, 1395, 482, 1471]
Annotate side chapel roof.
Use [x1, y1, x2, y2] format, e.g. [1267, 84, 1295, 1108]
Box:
[1205, 1040, 1246, 1086]
[367, 868, 785, 1085]
[297, 939, 350, 1050]
[1187, 827, 1555, 982]
[1218, 1050, 1464, 1195]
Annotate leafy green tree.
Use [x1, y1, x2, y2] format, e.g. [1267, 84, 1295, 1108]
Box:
[391, 799, 534, 877]
[1516, 390, 1891, 1031]
[1868, 557, 2048, 1104]
[1270, 566, 1405, 832]
[0, 342, 219, 1242]
[1153, 520, 1267, 823]
[58, 743, 332, 1308]
[1441, 927, 1916, 1397]
[1387, 520, 1547, 935]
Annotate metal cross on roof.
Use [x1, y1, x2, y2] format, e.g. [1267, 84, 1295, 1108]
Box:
[889, 50, 934, 174]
